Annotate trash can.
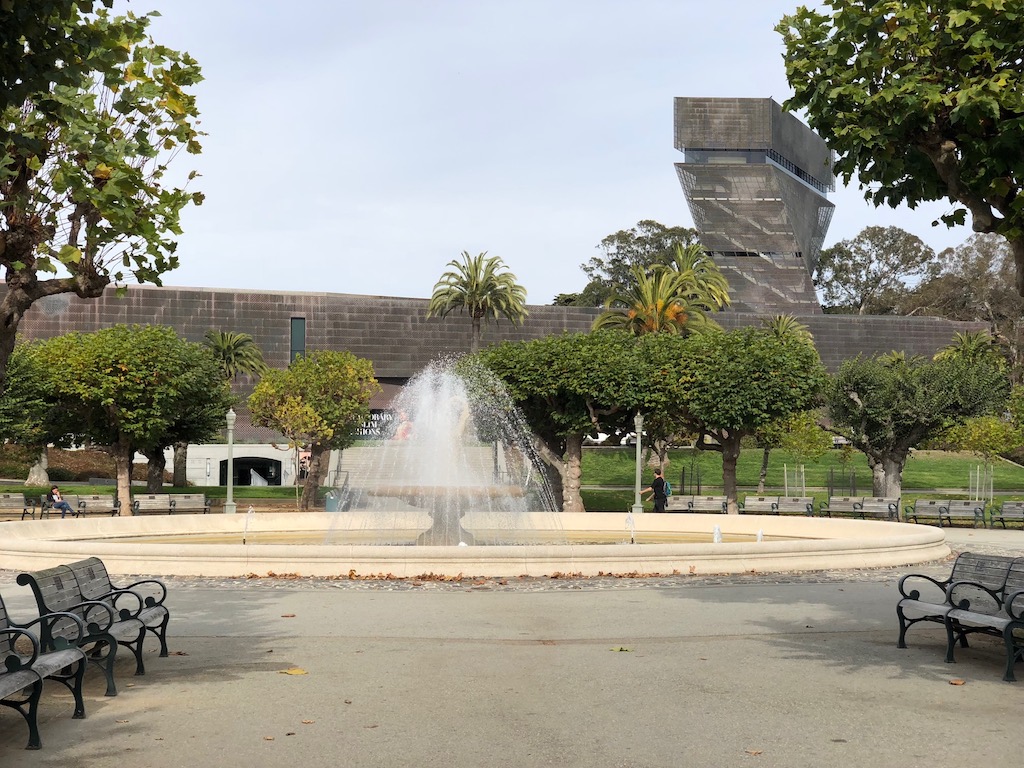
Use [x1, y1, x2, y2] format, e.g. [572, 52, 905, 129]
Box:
[324, 490, 342, 512]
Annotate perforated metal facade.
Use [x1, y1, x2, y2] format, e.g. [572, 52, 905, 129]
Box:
[674, 98, 836, 312]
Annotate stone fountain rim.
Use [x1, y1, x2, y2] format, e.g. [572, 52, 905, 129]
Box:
[0, 512, 949, 578]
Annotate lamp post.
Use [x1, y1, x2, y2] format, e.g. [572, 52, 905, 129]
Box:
[631, 412, 644, 516]
[224, 408, 237, 515]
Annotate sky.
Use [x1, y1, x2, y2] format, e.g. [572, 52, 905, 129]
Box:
[134, 0, 972, 304]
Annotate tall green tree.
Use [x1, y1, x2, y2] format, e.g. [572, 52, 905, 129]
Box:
[680, 327, 827, 512]
[0, 8, 204, 391]
[248, 351, 380, 509]
[569, 220, 701, 306]
[777, 1, 1024, 295]
[203, 330, 269, 381]
[826, 353, 1009, 497]
[2, 325, 232, 511]
[427, 251, 528, 353]
[814, 226, 937, 314]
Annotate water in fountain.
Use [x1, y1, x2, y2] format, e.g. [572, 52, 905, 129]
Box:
[328, 358, 561, 545]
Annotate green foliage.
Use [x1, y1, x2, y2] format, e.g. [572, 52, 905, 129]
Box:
[248, 351, 379, 452]
[0, 7, 204, 389]
[934, 330, 1006, 368]
[575, 220, 701, 306]
[826, 353, 1010, 495]
[814, 226, 937, 314]
[945, 415, 1022, 460]
[203, 330, 269, 380]
[777, 1, 1024, 294]
[0, 1, 112, 116]
[427, 251, 528, 352]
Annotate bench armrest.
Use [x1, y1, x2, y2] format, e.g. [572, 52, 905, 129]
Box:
[121, 578, 168, 606]
[90, 588, 145, 619]
[897, 572, 949, 600]
[17, 611, 88, 649]
[945, 579, 1002, 612]
[1, 627, 40, 670]
[1005, 590, 1024, 621]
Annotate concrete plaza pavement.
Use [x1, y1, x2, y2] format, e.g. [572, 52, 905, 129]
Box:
[1, 528, 1023, 767]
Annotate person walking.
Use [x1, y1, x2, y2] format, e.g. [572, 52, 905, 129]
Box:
[642, 468, 668, 513]
[47, 485, 75, 518]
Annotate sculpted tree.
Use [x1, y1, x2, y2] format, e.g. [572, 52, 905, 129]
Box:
[477, 331, 650, 513]
[0, 8, 203, 390]
[3, 325, 232, 511]
[815, 226, 937, 314]
[826, 353, 1008, 497]
[203, 330, 269, 381]
[681, 327, 827, 513]
[249, 351, 380, 509]
[427, 251, 528, 353]
[778, 1, 1024, 294]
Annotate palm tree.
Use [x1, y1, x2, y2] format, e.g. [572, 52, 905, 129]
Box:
[427, 251, 529, 352]
[591, 266, 718, 335]
[762, 314, 814, 344]
[934, 330, 1005, 366]
[203, 330, 269, 381]
[670, 244, 731, 311]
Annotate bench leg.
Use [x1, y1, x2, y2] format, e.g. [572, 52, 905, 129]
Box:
[149, 613, 170, 657]
[1002, 630, 1019, 683]
[88, 639, 120, 696]
[124, 627, 147, 676]
[0, 676, 44, 749]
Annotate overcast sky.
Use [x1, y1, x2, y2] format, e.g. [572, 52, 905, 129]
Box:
[137, 0, 970, 304]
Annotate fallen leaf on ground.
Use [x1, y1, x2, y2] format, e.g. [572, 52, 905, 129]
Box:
[949, 678, 966, 686]
[610, 647, 633, 652]
[745, 749, 764, 756]
[264, 736, 274, 741]
[302, 720, 315, 724]
[280, 667, 308, 675]
[169, 651, 189, 656]
[365, 724, 379, 729]
[344, 700, 352, 704]
[281, 614, 296, 618]
[286, 732, 296, 736]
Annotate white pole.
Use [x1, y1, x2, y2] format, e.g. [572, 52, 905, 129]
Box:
[224, 408, 237, 514]
[631, 412, 644, 515]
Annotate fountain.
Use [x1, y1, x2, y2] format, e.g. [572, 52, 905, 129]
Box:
[332, 360, 559, 547]
[0, 361, 951, 577]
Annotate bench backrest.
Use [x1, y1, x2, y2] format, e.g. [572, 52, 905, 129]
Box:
[133, 494, 172, 512]
[913, 499, 943, 512]
[824, 496, 863, 511]
[742, 496, 778, 512]
[689, 496, 727, 513]
[0, 493, 27, 508]
[16, 566, 87, 644]
[997, 501, 1024, 516]
[943, 500, 984, 517]
[948, 555, 1024, 616]
[78, 494, 118, 512]
[64, 558, 114, 602]
[40, 493, 81, 507]
[172, 494, 208, 510]
[0, 591, 15, 657]
[861, 497, 899, 519]
[777, 497, 813, 515]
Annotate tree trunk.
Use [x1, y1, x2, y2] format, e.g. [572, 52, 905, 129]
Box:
[26, 449, 49, 486]
[721, 433, 741, 514]
[757, 446, 770, 493]
[561, 434, 585, 514]
[172, 441, 189, 487]
[867, 455, 885, 496]
[112, 438, 134, 514]
[144, 447, 166, 492]
[300, 445, 328, 510]
[470, 316, 482, 353]
[881, 454, 906, 499]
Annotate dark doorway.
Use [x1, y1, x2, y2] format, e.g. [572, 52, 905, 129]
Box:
[220, 457, 282, 486]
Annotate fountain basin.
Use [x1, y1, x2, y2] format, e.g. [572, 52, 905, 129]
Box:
[0, 513, 949, 578]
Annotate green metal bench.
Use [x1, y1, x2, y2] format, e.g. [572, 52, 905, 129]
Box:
[990, 500, 1024, 529]
[859, 497, 900, 521]
[738, 495, 778, 514]
[169, 493, 210, 514]
[132, 493, 174, 515]
[1, 590, 88, 749]
[904, 499, 985, 527]
[0, 492, 35, 520]
[76, 494, 121, 517]
[17, 563, 149, 697]
[818, 496, 863, 517]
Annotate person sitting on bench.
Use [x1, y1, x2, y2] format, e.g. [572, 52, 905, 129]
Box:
[47, 485, 75, 518]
